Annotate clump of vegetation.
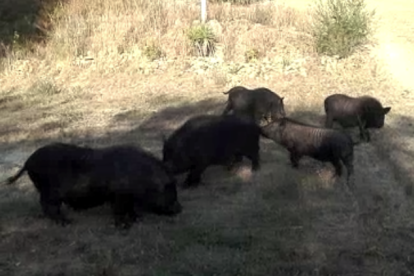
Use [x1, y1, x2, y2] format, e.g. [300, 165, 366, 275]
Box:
[311, 0, 375, 58]
[187, 24, 217, 57]
[211, 70, 228, 86]
[143, 41, 165, 61]
[282, 56, 292, 69]
[30, 78, 61, 95]
[244, 48, 259, 62]
[250, 5, 274, 25]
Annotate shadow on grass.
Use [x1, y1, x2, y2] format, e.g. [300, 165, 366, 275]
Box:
[1, 98, 414, 275]
[0, 0, 60, 55]
[0, 98, 323, 275]
[0, 96, 227, 153]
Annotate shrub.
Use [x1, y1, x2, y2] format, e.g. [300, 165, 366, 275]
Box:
[311, 0, 375, 58]
[244, 48, 259, 62]
[250, 5, 274, 25]
[30, 79, 61, 95]
[143, 41, 164, 61]
[187, 24, 217, 57]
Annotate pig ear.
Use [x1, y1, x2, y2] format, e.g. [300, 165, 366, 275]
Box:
[383, 107, 391, 114]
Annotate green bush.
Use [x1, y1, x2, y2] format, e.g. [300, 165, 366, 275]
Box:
[187, 24, 217, 57]
[143, 42, 165, 61]
[244, 48, 259, 63]
[311, 0, 375, 58]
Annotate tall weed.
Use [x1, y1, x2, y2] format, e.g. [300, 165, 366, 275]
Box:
[311, 0, 375, 58]
[187, 24, 217, 57]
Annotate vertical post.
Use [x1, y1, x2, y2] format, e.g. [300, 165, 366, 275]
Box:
[201, 0, 207, 23]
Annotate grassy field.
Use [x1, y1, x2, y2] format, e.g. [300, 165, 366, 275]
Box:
[1, 0, 414, 275]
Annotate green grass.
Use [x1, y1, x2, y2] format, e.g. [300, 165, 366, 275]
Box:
[187, 24, 217, 57]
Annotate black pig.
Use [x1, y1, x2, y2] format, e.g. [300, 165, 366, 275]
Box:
[261, 117, 356, 185]
[3, 143, 182, 228]
[324, 94, 391, 142]
[222, 86, 286, 124]
[162, 114, 261, 188]
[162, 115, 243, 170]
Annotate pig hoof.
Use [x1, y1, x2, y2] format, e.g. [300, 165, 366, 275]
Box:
[56, 218, 72, 226]
[114, 220, 133, 229]
[182, 181, 200, 189]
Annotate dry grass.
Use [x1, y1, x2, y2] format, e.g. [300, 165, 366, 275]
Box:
[1, 0, 414, 275]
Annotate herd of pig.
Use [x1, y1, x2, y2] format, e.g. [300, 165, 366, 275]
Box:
[1, 86, 391, 229]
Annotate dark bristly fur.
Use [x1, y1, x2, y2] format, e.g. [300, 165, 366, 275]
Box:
[4, 143, 182, 228]
[163, 114, 261, 188]
[324, 93, 391, 142]
[162, 115, 243, 170]
[222, 86, 286, 125]
[261, 117, 356, 185]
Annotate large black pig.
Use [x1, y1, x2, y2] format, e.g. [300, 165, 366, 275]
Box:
[162, 114, 261, 188]
[261, 117, 356, 185]
[3, 143, 182, 228]
[324, 93, 391, 142]
[162, 115, 243, 170]
[222, 86, 286, 124]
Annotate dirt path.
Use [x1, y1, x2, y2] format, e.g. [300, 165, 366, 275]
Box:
[370, 0, 414, 91]
[305, 1, 414, 273]
[278, 0, 414, 273]
[367, 0, 414, 231]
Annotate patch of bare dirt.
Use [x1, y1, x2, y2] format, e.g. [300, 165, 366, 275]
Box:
[370, 0, 414, 91]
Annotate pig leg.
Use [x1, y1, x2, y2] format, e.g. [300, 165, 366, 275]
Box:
[246, 149, 260, 171]
[289, 151, 300, 168]
[345, 162, 354, 187]
[132, 200, 145, 223]
[233, 154, 244, 164]
[127, 207, 138, 223]
[342, 155, 355, 188]
[222, 101, 233, 115]
[331, 159, 343, 177]
[324, 113, 334, 128]
[29, 173, 71, 225]
[183, 165, 207, 188]
[226, 154, 243, 171]
[364, 129, 371, 142]
[357, 116, 370, 142]
[112, 194, 134, 229]
[40, 193, 71, 226]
